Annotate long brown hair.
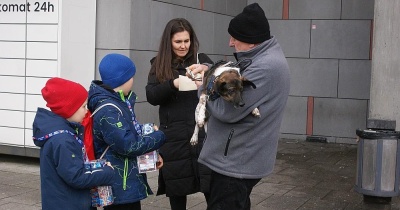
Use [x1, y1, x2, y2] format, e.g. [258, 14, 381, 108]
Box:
[150, 18, 200, 82]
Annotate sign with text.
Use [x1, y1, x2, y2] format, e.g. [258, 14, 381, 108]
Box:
[0, 0, 58, 23]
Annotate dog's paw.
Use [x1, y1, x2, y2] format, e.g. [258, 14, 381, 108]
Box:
[190, 136, 199, 146]
[198, 120, 205, 127]
[252, 108, 261, 118]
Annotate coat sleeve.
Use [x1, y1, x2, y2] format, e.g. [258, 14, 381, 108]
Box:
[145, 74, 177, 106]
[53, 136, 115, 189]
[206, 64, 276, 123]
[95, 107, 166, 157]
[145, 59, 178, 105]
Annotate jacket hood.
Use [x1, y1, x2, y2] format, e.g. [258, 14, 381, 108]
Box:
[88, 80, 137, 111]
[32, 108, 80, 147]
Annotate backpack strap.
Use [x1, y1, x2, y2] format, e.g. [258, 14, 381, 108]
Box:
[90, 103, 124, 160]
[91, 103, 123, 117]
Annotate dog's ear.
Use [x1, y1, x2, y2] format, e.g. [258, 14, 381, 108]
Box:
[216, 81, 227, 93]
[241, 77, 256, 89]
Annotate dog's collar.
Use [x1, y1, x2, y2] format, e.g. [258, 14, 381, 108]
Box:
[206, 75, 220, 101]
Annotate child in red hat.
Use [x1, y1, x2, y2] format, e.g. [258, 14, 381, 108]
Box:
[33, 77, 115, 210]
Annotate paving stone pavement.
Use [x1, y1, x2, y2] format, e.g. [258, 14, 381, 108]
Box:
[1, 139, 400, 210]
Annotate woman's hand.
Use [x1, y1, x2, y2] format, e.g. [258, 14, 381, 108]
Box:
[173, 78, 179, 89]
[187, 64, 209, 88]
[156, 155, 164, 169]
[187, 64, 209, 75]
[194, 72, 204, 88]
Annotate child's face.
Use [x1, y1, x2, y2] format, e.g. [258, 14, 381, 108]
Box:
[67, 99, 88, 123]
[120, 77, 134, 95]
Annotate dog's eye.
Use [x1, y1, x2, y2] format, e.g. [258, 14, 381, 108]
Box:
[226, 88, 236, 95]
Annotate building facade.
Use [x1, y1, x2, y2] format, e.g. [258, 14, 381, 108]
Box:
[0, 0, 375, 157]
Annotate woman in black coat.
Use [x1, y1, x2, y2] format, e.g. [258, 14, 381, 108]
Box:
[145, 18, 212, 210]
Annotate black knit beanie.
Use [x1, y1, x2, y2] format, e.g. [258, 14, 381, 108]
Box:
[228, 3, 270, 44]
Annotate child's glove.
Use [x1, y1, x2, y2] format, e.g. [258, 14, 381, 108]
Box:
[156, 155, 163, 169]
[105, 162, 114, 170]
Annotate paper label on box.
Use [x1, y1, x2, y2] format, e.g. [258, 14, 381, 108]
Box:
[137, 150, 158, 173]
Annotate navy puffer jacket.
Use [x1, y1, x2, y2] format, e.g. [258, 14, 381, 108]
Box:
[33, 108, 115, 210]
[88, 81, 166, 205]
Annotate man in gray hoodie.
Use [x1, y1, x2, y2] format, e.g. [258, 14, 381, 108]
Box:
[190, 3, 290, 210]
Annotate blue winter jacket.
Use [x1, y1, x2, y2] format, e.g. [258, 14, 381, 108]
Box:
[32, 108, 115, 210]
[88, 81, 166, 205]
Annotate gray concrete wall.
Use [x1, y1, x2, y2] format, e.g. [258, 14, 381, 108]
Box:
[265, 0, 374, 143]
[369, 0, 400, 130]
[95, 0, 376, 144]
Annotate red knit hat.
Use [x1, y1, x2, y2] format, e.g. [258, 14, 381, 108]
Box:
[41, 77, 88, 118]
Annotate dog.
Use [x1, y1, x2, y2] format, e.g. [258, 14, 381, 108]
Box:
[188, 60, 260, 146]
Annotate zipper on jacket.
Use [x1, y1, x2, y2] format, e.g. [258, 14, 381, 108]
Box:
[203, 133, 207, 144]
[164, 112, 169, 129]
[224, 129, 235, 156]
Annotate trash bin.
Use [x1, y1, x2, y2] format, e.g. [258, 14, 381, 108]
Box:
[355, 129, 400, 199]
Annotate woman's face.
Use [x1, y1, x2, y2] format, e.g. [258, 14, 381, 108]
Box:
[171, 30, 191, 58]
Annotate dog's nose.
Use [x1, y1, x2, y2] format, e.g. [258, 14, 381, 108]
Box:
[234, 101, 245, 109]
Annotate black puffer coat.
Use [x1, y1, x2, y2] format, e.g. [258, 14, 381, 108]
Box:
[146, 53, 212, 197]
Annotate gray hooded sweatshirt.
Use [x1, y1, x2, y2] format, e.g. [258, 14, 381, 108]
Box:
[198, 36, 290, 179]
